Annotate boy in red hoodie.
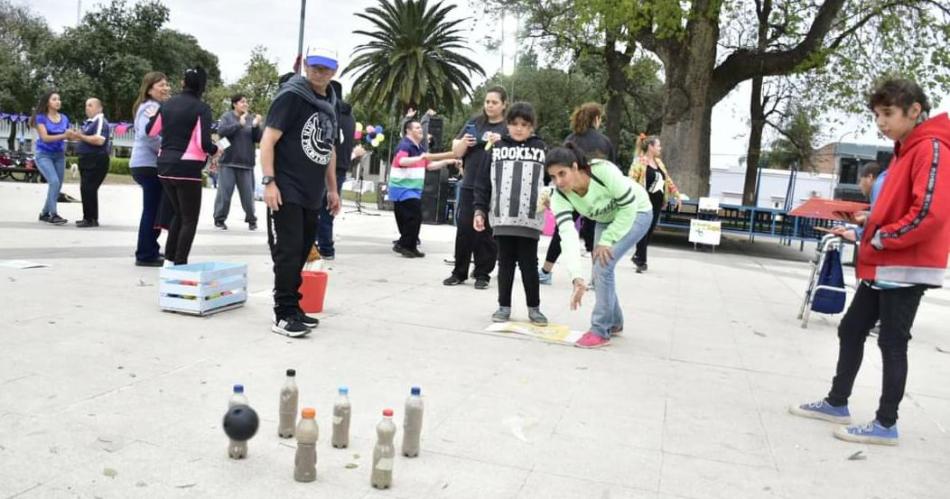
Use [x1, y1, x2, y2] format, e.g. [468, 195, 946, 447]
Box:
[790, 78, 950, 445]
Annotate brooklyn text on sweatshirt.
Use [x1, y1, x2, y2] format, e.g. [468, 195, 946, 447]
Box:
[474, 135, 548, 239]
[552, 159, 652, 280]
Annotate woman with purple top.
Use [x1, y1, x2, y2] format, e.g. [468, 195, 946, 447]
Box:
[30, 90, 77, 225]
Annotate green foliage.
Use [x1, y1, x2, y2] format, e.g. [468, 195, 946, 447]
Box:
[768, 106, 822, 171]
[65, 156, 131, 175]
[0, 1, 53, 114]
[206, 46, 280, 118]
[343, 0, 485, 115]
[39, 0, 221, 122]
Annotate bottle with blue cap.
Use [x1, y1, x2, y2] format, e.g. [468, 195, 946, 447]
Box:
[228, 384, 250, 458]
[401, 386, 424, 457]
[331, 386, 351, 448]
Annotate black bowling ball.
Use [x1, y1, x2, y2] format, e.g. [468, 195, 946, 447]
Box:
[222, 404, 259, 441]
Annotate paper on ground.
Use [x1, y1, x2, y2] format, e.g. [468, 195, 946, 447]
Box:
[0, 260, 50, 269]
[485, 322, 584, 344]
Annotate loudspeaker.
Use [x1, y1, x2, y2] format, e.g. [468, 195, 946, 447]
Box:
[427, 116, 444, 152]
[421, 168, 450, 224]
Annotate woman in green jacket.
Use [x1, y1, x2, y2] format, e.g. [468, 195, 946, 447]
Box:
[546, 143, 654, 348]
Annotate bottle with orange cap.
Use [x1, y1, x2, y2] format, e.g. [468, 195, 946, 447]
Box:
[371, 408, 397, 489]
[294, 407, 319, 482]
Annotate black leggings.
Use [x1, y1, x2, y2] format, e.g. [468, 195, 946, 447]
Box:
[496, 235, 540, 308]
[160, 178, 203, 265]
[826, 282, 925, 427]
[633, 191, 665, 265]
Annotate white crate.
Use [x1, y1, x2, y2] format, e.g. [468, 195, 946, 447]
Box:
[159, 262, 247, 316]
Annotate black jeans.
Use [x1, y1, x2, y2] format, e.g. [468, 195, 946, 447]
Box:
[268, 203, 318, 320]
[633, 191, 665, 265]
[393, 198, 422, 251]
[78, 153, 109, 221]
[496, 235, 540, 308]
[452, 188, 497, 281]
[160, 179, 202, 265]
[826, 282, 926, 427]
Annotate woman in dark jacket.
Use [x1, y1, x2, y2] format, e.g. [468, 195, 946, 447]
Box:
[146, 67, 219, 266]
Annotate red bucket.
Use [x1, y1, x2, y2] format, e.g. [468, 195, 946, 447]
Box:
[299, 270, 328, 314]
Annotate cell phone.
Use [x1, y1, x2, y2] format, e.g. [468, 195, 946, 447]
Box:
[463, 123, 477, 139]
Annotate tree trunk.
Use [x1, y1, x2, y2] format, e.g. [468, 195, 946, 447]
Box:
[603, 30, 627, 157]
[657, 9, 719, 199]
[743, 76, 766, 206]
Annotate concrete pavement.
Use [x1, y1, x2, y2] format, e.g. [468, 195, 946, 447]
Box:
[1, 180, 949, 498]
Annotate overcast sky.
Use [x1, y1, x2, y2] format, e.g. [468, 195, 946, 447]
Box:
[22, 0, 948, 168]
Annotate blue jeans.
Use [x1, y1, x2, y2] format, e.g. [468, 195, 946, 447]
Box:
[35, 151, 66, 216]
[590, 211, 653, 338]
[131, 168, 163, 261]
[317, 173, 346, 256]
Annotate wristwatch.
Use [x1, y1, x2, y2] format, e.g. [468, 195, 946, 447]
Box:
[261, 176, 275, 185]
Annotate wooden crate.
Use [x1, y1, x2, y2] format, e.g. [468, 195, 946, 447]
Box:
[159, 262, 247, 316]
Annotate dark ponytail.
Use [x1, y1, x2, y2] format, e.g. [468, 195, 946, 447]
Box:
[183, 66, 208, 97]
[545, 142, 591, 173]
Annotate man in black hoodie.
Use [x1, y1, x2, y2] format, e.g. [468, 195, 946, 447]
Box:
[261, 41, 341, 338]
[315, 80, 356, 260]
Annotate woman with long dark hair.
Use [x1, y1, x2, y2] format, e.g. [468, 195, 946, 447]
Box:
[628, 134, 682, 273]
[130, 71, 172, 266]
[545, 143, 653, 348]
[30, 90, 76, 225]
[146, 67, 220, 266]
[539, 102, 614, 284]
[442, 86, 508, 289]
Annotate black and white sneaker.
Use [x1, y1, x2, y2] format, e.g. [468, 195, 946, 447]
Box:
[272, 318, 311, 338]
[296, 312, 320, 329]
[215, 221, 228, 230]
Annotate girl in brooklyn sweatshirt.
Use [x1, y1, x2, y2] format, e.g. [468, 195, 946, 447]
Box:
[473, 102, 548, 326]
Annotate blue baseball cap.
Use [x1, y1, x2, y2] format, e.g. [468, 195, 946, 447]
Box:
[306, 40, 339, 70]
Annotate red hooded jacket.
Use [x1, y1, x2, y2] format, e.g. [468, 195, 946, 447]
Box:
[858, 113, 950, 287]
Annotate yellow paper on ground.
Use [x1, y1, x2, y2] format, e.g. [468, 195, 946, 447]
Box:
[485, 322, 585, 345]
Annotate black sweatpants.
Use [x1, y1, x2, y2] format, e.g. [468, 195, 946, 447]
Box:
[496, 235, 540, 308]
[78, 153, 109, 221]
[826, 282, 926, 427]
[452, 188, 497, 281]
[393, 198, 422, 251]
[633, 191, 665, 265]
[268, 203, 318, 320]
[160, 178, 203, 265]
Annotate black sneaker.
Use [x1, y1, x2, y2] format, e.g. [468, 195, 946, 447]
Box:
[296, 312, 320, 329]
[39, 213, 50, 222]
[272, 318, 311, 338]
[474, 279, 489, 290]
[48, 214, 68, 225]
[406, 248, 425, 258]
[215, 221, 228, 230]
[75, 219, 99, 228]
[443, 275, 466, 286]
[248, 222, 258, 231]
[135, 258, 164, 267]
[635, 263, 648, 274]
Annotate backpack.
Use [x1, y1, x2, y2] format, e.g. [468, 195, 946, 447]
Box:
[812, 248, 846, 314]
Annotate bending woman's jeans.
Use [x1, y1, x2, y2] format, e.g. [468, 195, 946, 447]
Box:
[35, 151, 66, 216]
[589, 211, 652, 338]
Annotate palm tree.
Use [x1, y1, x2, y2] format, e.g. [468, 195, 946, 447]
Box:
[342, 0, 484, 116]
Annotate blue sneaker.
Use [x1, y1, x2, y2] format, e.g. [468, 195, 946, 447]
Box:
[834, 420, 898, 446]
[538, 268, 552, 285]
[788, 400, 852, 424]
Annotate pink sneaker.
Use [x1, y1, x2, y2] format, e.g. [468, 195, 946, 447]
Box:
[575, 331, 610, 349]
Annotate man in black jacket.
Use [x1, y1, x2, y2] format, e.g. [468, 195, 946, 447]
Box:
[261, 41, 341, 337]
[315, 80, 356, 260]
